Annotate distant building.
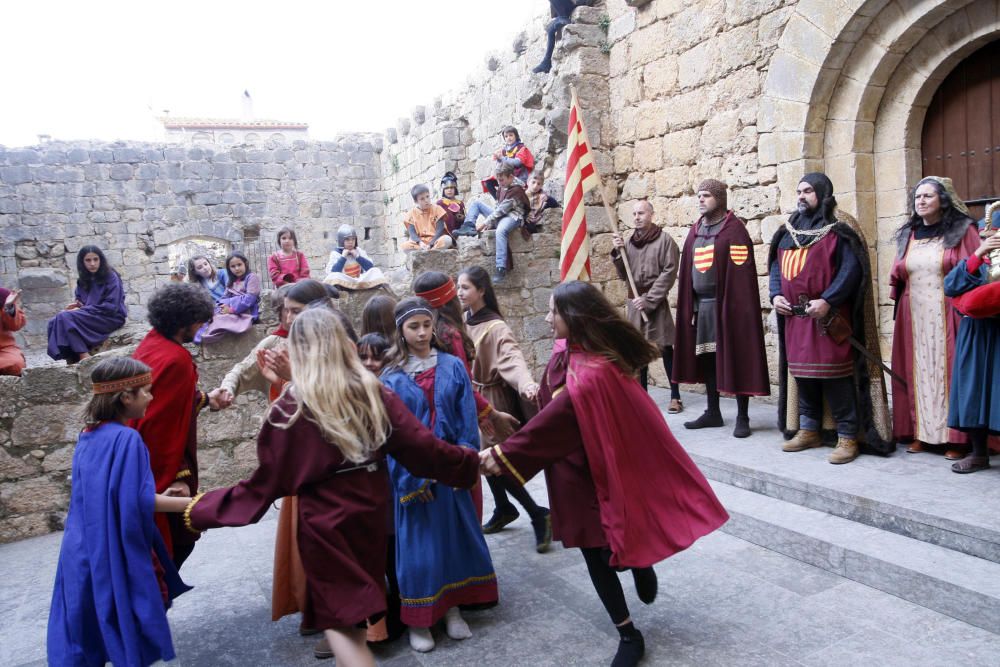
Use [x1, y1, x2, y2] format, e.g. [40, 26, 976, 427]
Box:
[159, 116, 309, 145]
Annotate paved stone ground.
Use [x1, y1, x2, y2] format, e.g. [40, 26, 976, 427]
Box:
[3, 389, 1000, 666]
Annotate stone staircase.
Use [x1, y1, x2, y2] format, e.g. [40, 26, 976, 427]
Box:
[657, 389, 1000, 635]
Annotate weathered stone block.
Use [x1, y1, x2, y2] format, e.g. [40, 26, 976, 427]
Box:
[0, 476, 68, 514]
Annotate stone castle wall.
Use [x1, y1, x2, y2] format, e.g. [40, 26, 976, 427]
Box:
[0, 136, 385, 351]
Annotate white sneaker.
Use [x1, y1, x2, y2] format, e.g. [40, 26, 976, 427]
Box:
[409, 626, 435, 652]
[444, 607, 472, 640]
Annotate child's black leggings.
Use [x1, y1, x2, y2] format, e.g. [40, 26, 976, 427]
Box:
[580, 547, 630, 625]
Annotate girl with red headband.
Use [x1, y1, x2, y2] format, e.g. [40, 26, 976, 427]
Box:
[413, 272, 521, 489]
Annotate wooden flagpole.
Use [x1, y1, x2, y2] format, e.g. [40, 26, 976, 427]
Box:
[597, 181, 648, 322]
[569, 83, 648, 323]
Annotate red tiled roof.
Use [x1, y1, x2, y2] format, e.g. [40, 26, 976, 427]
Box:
[159, 117, 309, 130]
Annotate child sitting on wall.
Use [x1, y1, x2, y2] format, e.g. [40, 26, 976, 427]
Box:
[523, 171, 560, 236]
[401, 184, 454, 251]
[324, 224, 388, 290]
[479, 126, 536, 200]
[437, 172, 466, 237]
[268, 227, 311, 287]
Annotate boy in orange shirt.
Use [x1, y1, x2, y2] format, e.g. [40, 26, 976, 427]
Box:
[402, 184, 454, 251]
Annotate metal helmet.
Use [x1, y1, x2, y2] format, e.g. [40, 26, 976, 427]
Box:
[336, 224, 358, 248]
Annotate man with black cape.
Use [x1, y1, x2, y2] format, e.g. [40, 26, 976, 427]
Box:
[768, 172, 894, 463]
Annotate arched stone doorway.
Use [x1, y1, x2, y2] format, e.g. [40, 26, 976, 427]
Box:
[759, 0, 1000, 354]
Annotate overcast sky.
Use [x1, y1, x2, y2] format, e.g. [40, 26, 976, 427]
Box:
[0, 0, 545, 147]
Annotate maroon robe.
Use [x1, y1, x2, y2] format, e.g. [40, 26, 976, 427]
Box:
[490, 341, 728, 568]
[889, 225, 979, 444]
[131, 329, 202, 557]
[674, 211, 770, 395]
[188, 388, 479, 630]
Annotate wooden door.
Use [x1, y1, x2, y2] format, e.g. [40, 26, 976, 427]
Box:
[922, 40, 1000, 222]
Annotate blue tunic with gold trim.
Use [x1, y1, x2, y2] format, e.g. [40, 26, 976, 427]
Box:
[381, 352, 498, 627]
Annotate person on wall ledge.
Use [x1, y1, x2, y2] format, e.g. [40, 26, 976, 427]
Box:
[533, 0, 596, 74]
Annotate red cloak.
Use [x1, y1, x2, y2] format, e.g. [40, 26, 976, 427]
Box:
[493, 341, 728, 568]
[130, 329, 201, 555]
[673, 211, 770, 395]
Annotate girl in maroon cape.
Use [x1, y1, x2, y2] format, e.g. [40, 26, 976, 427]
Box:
[481, 281, 729, 667]
[183, 308, 480, 667]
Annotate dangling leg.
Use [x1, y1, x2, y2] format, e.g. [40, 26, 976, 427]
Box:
[580, 547, 645, 667]
[684, 353, 723, 429]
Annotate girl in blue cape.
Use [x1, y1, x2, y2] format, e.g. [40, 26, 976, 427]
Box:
[48, 357, 192, 667]
[380, 297, 498, 654]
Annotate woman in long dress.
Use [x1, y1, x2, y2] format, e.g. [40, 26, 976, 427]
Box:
[890, 176, 980, 459]
[47, 245, 127, 363]
[457, 266, 551, 551]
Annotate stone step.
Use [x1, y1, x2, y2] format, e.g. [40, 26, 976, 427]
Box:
[710, 480, 1000, 635]
[690, 447, 1000, 565]
[656, 389, 1000, 565]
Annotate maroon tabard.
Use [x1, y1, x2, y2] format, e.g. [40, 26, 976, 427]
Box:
[779, 233, 854, 378]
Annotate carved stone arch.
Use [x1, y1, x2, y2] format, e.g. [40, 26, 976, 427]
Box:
[760, 0, 999, 349]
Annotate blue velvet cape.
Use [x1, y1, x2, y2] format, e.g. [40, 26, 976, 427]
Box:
[47, 421, 190, 666]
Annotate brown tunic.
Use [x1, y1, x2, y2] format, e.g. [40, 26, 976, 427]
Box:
[611, 228, 680, 348]
[466, 316, 539, 448]
[188, 388, 479, 630]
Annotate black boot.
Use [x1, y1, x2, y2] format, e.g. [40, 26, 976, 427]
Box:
[482, 507, 519, 534]
[532, 59, 552, 74]
[684, 409, 723, 430]
[531, 508, 552, 553]
[611, 624, 645, 667]
[631, 567, 657, 604]
[493, 266, 508, 284]
[453, 221, 478, 237]
[733, 416, 751, 438]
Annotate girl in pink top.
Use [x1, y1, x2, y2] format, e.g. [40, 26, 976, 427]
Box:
[268, 227, 311, 286]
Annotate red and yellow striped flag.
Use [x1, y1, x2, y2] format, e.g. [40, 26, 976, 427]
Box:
[560, 89, 601, 281]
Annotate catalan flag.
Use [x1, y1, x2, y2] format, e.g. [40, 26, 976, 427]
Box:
[730, 244, 749, 266]
[560, 89, 601, 282]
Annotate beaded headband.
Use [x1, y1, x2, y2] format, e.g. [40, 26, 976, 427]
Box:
[395, 306, 434, 329]
[92, 372, 153, 395]
[415, 278, 457, 308]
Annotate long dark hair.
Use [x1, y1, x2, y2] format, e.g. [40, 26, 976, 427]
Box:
[76, 245, 114, 289]
[896, 177, 973, 245]
[412, 271, 475, 362]
[224, 252, 252, 286]
[553, 281, 658, 375]
[383, 297, 447, 371]
[362, 294, 397, 339]
[459, 266, 502, 319]
[286, 279, 339, 306]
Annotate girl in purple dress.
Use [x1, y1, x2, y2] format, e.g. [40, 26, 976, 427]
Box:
[47, 246, 127, 364]
[196, 252, 261, 345]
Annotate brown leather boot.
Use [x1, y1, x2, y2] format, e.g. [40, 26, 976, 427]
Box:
[829, 437, 859, 464]
[782, 429, 821, 452]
